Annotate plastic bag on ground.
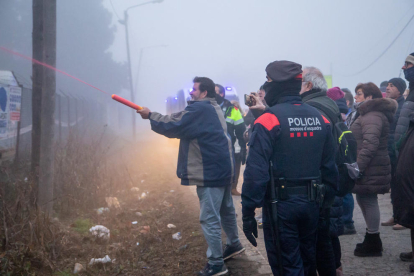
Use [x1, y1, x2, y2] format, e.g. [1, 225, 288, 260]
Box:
[172, 232, 182, 240]
[89, 255, 111, 265]
[89, 225, 110, 240]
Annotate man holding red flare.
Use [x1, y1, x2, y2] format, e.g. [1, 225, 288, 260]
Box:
[137, 77, 245, 276]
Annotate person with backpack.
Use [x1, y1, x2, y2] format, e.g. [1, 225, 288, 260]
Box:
[301, 70, 357, 276]
[350, 82, 397, 257]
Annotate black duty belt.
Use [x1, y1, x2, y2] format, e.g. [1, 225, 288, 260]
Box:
[281, 186, 308, 195]
[276, 179, 320, 202]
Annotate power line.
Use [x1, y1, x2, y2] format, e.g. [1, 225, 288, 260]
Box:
[363, 4, 414, 56]
[109, 0, 121, 21]
[346, 13, 414, 77]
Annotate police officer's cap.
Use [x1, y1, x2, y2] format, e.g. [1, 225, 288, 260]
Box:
[266, 60, 303, 82]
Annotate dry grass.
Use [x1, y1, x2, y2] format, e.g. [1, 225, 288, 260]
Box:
[0, 131, 207, 275]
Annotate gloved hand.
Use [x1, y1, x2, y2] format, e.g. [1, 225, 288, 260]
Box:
[242, 216, 258, 247]
[241, 147, 247, 165]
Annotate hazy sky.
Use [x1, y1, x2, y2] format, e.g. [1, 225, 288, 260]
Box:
[103, 0, 414, 113]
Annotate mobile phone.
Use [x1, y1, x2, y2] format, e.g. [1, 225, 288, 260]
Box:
[244, 94, 253, 106]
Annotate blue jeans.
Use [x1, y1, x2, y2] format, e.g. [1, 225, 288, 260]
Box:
[342, 193, 354, 226]
[196, 185, 240, 266]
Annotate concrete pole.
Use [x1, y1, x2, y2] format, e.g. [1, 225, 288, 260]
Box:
[38, 0, 56, 215]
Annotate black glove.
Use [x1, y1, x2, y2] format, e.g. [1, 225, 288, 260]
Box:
[240, 147, 247, 165]
[242, 216, 258, 247]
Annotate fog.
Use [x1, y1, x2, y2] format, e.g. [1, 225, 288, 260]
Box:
[104, 0, 414, 114]
[1, 0, 413, 135]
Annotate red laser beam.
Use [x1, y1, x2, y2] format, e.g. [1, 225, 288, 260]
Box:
[0, 46, 110, 96]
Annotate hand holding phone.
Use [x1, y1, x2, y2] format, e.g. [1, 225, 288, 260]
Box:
[244, 94, 256, 106]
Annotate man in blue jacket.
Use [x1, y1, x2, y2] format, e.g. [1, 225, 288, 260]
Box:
[137, 76, 244, 276]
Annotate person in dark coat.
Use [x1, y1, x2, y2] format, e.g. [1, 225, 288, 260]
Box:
[395, 53, 414, 149]
[242, 60, 338, 275]
[381, 78, 407, 230]
[394, 113, 414, 272]
[300, 69, 341, 276]
[350, 82, 397, 257]
[394, 52, 414, 265]
[326, 87, 346, 274]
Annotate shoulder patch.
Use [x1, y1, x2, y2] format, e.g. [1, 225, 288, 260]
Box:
[254, 113, 280, 131]
[321, 115, 330, 124]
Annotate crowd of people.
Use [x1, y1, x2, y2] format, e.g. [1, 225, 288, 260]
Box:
[136, 52, 414, 276]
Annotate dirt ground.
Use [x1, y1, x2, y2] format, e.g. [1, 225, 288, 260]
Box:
[7, 137, 263, 275]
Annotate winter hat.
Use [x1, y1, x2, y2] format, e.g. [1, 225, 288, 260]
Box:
[388, 78, 407, 94]
[335, 98, 349, 114]
[326, 87, 344, 101]
[264, 60, 303, 106]
[265, 60, 302, 82]
[380, 81, 388, 92]
[406, 52, 414, 65]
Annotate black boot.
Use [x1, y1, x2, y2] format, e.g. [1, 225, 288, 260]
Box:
[354, 232, 383, 257]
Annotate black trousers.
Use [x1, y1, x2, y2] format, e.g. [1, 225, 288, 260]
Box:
[232, 152, 242, 190]
[263, 195, 319, 276]
[309, 208, 337, 276]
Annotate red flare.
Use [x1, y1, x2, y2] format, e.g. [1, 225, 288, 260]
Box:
[111, 94, 143, 110]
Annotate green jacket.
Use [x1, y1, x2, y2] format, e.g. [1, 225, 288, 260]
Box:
[301, 89, 340, 127]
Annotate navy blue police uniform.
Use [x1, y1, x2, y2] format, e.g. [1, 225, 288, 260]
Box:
[242, 96, 338, 275]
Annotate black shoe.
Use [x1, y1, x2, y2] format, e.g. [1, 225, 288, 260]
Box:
[354, 232, 383, 257]
[343, 224, 356, 235]
[223, 243, 245, 261]
[198, 263, 228, 276]
[400, 251, 413, 262]
[410, 263, 414, 272]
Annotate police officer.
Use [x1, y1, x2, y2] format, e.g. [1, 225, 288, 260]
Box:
[241, 60, 338, 275]
[215, 84, 247, 174]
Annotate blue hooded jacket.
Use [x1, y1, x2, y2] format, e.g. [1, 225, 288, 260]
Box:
[149, 97, 235, 187]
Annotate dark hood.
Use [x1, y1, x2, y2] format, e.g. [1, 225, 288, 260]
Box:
[358, 98, 397, 123]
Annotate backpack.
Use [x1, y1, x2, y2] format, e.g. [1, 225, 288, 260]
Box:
[307, 101, 359, 197]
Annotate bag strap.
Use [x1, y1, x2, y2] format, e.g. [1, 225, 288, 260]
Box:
[307, 101, 341, 125]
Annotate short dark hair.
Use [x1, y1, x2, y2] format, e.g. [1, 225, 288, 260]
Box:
[215, 84, 225, 97]
[355, 82, 383, 99]
[343, 90, 354, 107]
[193, 76, 215, 98]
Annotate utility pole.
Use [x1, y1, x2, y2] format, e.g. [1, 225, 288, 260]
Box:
[31, 0, 44, 180]
[38, 0, 56, 215]
[118, 1, 164, 140]
[123, 10, 136, 141]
